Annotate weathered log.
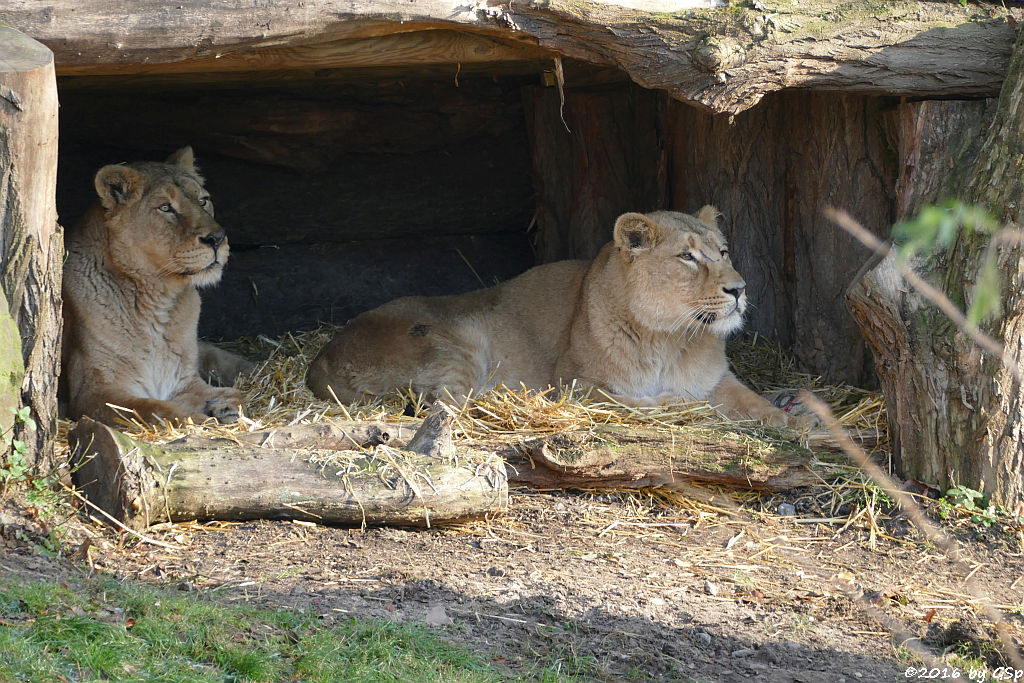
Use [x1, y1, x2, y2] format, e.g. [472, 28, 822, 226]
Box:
[0, 27, 61, 474]
[500, 424, 822, 491]
[155, 419, 826, 490]
[240, 419, 872, 491]
[68, 414, 507, 530]
[8, 0, 1022, 114]
[230, 421, 416, 451]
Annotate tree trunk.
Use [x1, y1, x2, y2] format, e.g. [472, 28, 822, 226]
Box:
[68, 416, 506, 530]
[847, 29, 1024, 506]
[0, 27, 61, 475]
[7, 0, 1023, 114]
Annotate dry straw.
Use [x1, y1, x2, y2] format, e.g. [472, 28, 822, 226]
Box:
[98, 326, 887, 455]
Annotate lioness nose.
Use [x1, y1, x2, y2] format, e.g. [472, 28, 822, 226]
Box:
[199, 231, 226, 249]
[723, 284, 745, 301]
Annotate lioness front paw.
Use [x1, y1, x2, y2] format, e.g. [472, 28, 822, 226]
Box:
[767, 391, 822, 429]
[204, 398, 241, 424]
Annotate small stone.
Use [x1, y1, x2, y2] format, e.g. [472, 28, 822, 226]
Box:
[696, 631, 712, 647]
[703, 580, 719, 596]
[486, 566, 505, 577]
[777, 503, 796, 516]
[425, 604, 453, 627]
[731, 648, 755, 658]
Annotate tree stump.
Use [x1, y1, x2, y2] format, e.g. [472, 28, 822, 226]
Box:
[0, 27, 61, 474]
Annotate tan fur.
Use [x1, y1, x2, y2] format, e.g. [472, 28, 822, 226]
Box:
[308, 207, 808, 427]
[61, 147, 248, 425]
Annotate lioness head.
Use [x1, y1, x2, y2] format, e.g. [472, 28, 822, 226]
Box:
[612, 206, 746, 337]
[93, 146, 228, 288]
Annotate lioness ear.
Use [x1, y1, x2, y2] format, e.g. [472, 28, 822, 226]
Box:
[166, 146, 195, 172]
[613, 213, 663, 253]
[94, 165, 143, 209]
[695, 205, 720, 229]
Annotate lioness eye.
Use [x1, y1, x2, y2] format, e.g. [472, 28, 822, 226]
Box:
[158, 203, 173, 213]
[678, 253, 697, 263]
[198, 198, 208, 207]
[720, 249, 729, 257]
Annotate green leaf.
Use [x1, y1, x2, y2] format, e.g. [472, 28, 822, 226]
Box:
[967, 258, 1002, 325]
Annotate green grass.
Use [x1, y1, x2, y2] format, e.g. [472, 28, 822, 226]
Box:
[0, 575, 506, 682]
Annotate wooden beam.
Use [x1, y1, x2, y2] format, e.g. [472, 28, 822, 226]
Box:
[7, 0, 1022, 114]
[55, 29, 555, 78]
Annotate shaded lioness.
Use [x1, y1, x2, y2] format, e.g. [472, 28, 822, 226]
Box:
[308, 207, 808, 426]
[61, 147, 250, 425]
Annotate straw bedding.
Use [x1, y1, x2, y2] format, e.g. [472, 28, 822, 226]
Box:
[83, 326, 887, 461]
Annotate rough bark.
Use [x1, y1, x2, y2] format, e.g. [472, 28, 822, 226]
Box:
[524, 84, 667, 263]
[0, 286, 23, 447]
[847, 30, 1024, 504]
[0, 27, 61, 474]
[847, 99, 992, 488]
[5, 0, 1022, 114]
[68, 416, 506, 530]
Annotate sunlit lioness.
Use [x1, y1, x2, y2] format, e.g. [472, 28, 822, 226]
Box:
[308, 207, 808, 426]
[62, 147, 249, 425]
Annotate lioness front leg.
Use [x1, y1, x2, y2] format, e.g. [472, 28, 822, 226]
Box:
[75, 392, 209, 426]
[198, 341, 254, 387]
[707, 372, 816, 428]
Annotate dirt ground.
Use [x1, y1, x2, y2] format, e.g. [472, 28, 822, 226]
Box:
[4, 474, 1022, 682]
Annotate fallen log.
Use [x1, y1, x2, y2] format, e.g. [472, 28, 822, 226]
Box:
[500, 424, 822, 491]
[209, 419, 832, 492]
[68, 410, 506, 530]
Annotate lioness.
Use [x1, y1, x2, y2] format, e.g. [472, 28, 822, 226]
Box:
[62, 147, 249, 425]
[307, 207, 808, 427]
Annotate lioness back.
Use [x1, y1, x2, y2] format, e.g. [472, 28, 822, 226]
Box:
[307, 259, 588, 402]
